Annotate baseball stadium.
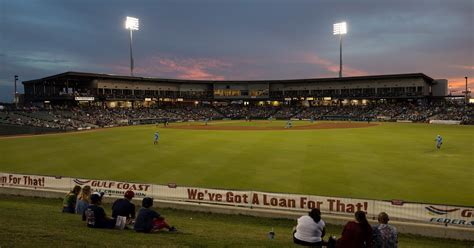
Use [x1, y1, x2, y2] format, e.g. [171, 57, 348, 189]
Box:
[1, 70, 473, 247]
[1, 0, 474, 247]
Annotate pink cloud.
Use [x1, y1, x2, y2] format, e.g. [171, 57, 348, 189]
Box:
[296, 53, 368, 77]
[105, 55, 232, 80]
[449, 65, 474, 71]
[156, 57, 231, 80]
[447, 77, 474, 94]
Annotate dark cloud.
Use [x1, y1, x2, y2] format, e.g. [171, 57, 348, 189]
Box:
[0, 0, 472, 101]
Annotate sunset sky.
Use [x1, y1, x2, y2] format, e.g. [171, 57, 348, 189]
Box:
[0, 0, 472, 102]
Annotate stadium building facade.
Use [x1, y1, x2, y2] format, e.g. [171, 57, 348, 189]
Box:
[23, 71, 448, 107]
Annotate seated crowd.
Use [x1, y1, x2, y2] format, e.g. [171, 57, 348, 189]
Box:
[1, 102, 473, 131]
[293, 209, 398, 248]
[62, 186, 176, 233]
[64, 185, 398, 247]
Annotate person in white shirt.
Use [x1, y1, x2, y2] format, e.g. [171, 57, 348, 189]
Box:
[293, 208, 326, 247]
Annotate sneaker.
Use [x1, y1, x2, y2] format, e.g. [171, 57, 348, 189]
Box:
[169, 226, 177, 232]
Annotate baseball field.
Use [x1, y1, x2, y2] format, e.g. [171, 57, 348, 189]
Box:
[0, 120, 473, 206]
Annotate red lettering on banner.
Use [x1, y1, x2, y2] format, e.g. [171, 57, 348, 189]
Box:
[242, 194, 249, 203]
[252, 194, 259, 204]
[327, 199, 368, 213]
[226, 192, 234, 202]
[461, 209, 472, 218]
[22, 176, 44, 187]
[4, 175, 45, 187]
[300, 197, 323, 209]
[262, 194, 296, 208]
[91, 180, 115, 188]
[226, 192, 248, 204]
[197, 192, 204, 200]
[9, 175, 21, 184]
[208, 193, 216, 201]
[116, 183, 150, 191]
[187, 189, 199, 199]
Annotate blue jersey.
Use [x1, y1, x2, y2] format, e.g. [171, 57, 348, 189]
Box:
[436, 136, 442, 144]
[154, 133, 159, 140]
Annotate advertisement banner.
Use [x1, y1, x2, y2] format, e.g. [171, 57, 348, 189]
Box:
[1, 172, 472, 227]
[0, 172, 71, 192]
[72, 178, 152, 198]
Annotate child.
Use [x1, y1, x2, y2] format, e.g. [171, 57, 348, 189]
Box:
[134, 197, 176, 233]
[83, 192, 115, 229]
[112, 190, 136, 224]
[62, 185, 81, 213]
[76, 185, 91, 215]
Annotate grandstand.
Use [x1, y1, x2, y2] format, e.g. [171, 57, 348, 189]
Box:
[0, 71, 472, 135]
[22, 71, 448, 106]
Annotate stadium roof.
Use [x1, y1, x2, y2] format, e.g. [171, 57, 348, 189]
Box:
[23, 71, 436, 85]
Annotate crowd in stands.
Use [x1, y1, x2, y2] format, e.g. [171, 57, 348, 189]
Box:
[217, 105, 249, 119]
[0, 101, 473, 132]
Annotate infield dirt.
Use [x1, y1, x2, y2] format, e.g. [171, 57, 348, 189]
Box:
[169, 122, 378, 130]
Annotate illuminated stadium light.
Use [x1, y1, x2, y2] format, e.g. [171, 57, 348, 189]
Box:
[125, 16, 140, 76]
[333, 22, 348, 78]
[125, 16, 139, 30]
[333, 22, 347, 35]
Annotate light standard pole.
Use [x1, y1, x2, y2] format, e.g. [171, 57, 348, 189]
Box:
[333, 22, 347, 78]
[125, 16, 139, 76]
[463, 76, 471, 105]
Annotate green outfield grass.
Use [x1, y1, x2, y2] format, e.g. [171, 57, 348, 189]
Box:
[0, 121, 473, 206]
[0, 195, 471, 247]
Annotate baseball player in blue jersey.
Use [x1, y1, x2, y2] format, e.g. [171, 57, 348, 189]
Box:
[154, 131, 159, 145]
[435, 135, 442, 149]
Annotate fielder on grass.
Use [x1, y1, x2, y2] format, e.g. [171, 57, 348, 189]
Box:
[435, 134, 443, 149]
[154, 131, 159, 145]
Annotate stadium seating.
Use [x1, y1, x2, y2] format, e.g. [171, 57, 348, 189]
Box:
[0, 102, 472, 135]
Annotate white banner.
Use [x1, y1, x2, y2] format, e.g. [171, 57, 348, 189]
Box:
[429, 120, 461, 125]
[1, 172, 472, 227]
[74, 97, 95, 101]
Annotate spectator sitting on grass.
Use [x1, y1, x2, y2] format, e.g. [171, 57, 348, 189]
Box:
[134, 197, 176, 233]
[293, 208, 326, 247]
[336, 210, 373, 248]
[372, 212, 398, 248]
[112, 190, 136, 225]
[62, 185, 81, 213]
[75, 185, 91, 215]
[83, 192, 115, 229]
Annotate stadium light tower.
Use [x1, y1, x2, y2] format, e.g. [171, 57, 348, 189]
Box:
[14, 75, 18, 107]
[125, 16, 139, 76]
[333, 22, 347, 78]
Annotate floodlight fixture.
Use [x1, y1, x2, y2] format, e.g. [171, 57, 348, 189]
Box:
[125, 16, 139, 30]
[333, 22, 347, 35]
[333, 22, 348, 78]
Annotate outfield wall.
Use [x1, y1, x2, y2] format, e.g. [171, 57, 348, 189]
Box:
[1, 172, 473, 240]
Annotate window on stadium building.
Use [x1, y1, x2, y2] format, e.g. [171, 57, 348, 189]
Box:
[214, 89, 241, 97]
[249, 89, 268, 97]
